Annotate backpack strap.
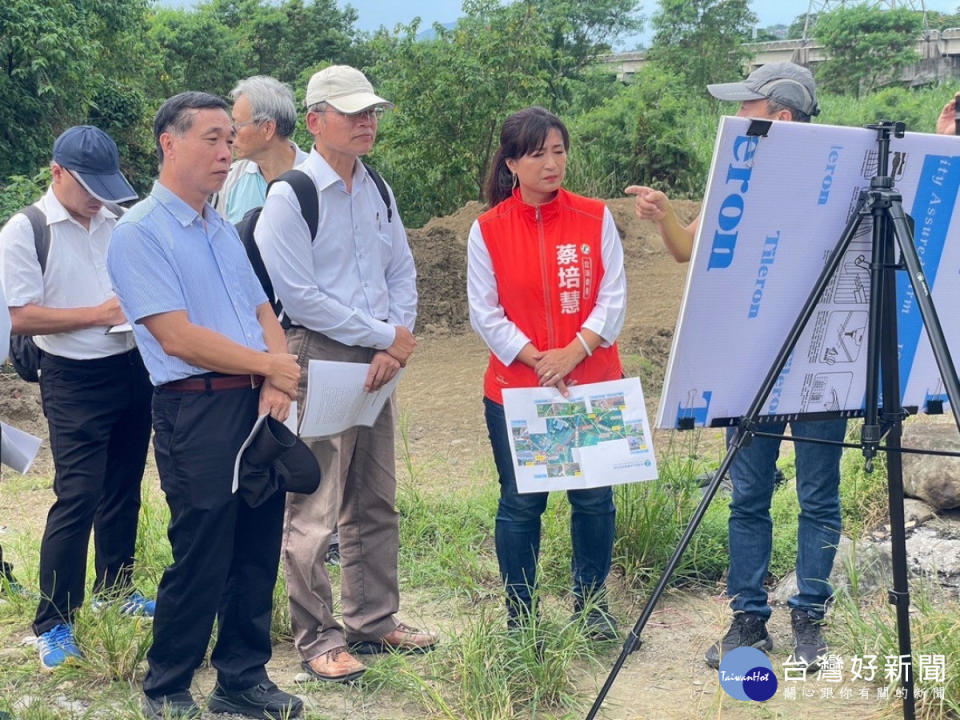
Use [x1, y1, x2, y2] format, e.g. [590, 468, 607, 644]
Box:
[362, 162, 393, 223]
[268, 169, 319, 240]
[19, 205, 50, 274]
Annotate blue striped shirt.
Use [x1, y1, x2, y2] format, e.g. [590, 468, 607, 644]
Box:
[107, 181, 268, 385]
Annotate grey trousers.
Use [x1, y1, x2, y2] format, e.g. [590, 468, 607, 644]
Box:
[283, 327, 400, 661]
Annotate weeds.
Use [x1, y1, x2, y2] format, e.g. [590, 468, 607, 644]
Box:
[831, 571, 960, 718]
[2, 412, 957, 718]
[366, 596, 607, 720]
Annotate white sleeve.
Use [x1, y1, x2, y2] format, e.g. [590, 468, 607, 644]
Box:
[382, 184, 417, 332]
[0, 212, 44, 308]
[255, 182, 396, 349]
[580, 207, 626, 345]
[466, 219, 531, 365]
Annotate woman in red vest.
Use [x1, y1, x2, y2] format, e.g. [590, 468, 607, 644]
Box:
[467, 107, 627, 637]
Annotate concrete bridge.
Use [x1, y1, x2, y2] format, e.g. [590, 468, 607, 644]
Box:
[599, 28, 960, 86]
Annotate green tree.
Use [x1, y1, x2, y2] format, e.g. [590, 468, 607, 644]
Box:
[203, 0, 359, 84]
[147, 6, 252, 97]
[522, 0, 643, 106]
[647, 0, 757, 91]
[0, 0, 151, 179]
[567, 64, 713, 200]
[370, 1, 553, 225]
[814, 5, 922, 97]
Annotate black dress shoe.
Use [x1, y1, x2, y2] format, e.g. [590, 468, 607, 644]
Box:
[208, 680, 303, 719]
[142, 692, 201, 720]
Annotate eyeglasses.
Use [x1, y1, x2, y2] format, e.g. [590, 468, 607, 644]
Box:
[231, 120, 261, 133]
[323, 106, 385, 122]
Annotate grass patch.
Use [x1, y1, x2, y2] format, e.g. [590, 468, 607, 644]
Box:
[831, 578, 960, 718]
[362, 596, 610, 720]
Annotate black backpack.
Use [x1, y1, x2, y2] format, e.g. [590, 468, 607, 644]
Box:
[7, 202, 125, 382]
[7, 206, 48, 382]
[236, 163, 393, 328]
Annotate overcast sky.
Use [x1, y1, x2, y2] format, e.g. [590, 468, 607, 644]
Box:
[339, 0, 960, 49]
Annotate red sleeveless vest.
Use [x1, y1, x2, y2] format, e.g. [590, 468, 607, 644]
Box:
[477, 187, 623, 403]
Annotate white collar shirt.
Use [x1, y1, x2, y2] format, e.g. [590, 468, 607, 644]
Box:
[0, 186, 134, 359]
[254, 148, 417, 349]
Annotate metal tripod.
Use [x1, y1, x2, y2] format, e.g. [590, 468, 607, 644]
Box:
[586, 121, 960, 720]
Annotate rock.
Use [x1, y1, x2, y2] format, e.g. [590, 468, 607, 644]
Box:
[905, 527, 960, 584]
[772, 513, 960, 603]
[903, 498, 936, 526]
[902, 423, 960, 510]
[770, 536, 860, 604]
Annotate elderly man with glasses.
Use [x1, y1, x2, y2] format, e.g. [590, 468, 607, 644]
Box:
[255, 64, 435, 683]
[213, 75, 309, 223]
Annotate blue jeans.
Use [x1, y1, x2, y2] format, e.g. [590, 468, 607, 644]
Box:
[484, 398, 615, 617]
[726, 419, 846, 619]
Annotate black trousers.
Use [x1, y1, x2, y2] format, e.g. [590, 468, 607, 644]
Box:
[33, 350, 152, 635]
[0, 543, 14, 580]
[144, 385, 284, 698]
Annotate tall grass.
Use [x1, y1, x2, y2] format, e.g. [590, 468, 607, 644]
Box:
[0, 415, 954, 718]
[362, 597, 609, 720]
[831, 575, 960, 718]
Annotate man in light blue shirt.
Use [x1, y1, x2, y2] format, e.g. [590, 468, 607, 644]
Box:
[213, 76, 308, 223]
[255, 64, 432, 683]
[108, 91, 303, 720]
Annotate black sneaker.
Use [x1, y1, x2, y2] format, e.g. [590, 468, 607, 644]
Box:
[704, 612, 772, 669]
[324, 542, 340, 566]
[208, 680, 303, 719]
[573, 599, 619, 641]
[142, 692, 202, 720]
[790, 608, 827, 672]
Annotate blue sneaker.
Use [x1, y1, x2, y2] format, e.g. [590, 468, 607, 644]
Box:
[118, 591, 155, 618]
[37, 623, 81, 671]
[92, 590, 156, 619]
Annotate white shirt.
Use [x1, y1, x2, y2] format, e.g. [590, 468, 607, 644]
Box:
[0, 280, 9, 361]
[255, 148, 417, 349]
[466, 207, 627, 366]
[0, 187, 135, 359]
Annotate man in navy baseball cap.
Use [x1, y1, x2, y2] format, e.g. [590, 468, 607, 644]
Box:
[52, 125, 138, 203]
[0, 123, 153, 672]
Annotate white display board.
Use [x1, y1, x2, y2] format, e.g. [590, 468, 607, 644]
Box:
[657, 117, 960, 430]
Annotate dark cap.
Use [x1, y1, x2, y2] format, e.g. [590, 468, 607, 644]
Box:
[707, 62, 819, 117]
[52, 126, 138, 203]
[239, 416, 320, 507]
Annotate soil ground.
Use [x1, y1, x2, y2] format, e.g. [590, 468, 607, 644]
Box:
[0, 199, 903, 718]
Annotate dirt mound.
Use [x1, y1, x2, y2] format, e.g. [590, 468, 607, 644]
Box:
[0, 369, 51, 475]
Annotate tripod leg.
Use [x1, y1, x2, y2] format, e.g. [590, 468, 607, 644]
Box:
[587, 198, 873, 718]
[889, 204, 960, 432]
[585, 428, 751, 720]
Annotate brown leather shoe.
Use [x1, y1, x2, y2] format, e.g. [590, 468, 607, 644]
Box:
[300, 647, 366, 683]
[349, 622, 438, 655]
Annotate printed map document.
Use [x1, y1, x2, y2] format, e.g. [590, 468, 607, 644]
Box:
[1, 422, 42, 474]
[300, 360, 402, 438]
[502, 378, 658, 493]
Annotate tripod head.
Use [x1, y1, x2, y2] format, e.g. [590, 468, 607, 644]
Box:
[865, 121, 906, 188]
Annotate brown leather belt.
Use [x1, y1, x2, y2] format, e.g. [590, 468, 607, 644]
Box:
[161, 374, 264, 392]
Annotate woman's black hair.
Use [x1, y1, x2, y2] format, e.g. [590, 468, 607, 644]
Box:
[485, 106, 570, 207]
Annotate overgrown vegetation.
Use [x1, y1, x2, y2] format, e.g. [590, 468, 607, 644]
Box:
[0, 418, 953, 717]
[2, 0, 959, 227]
